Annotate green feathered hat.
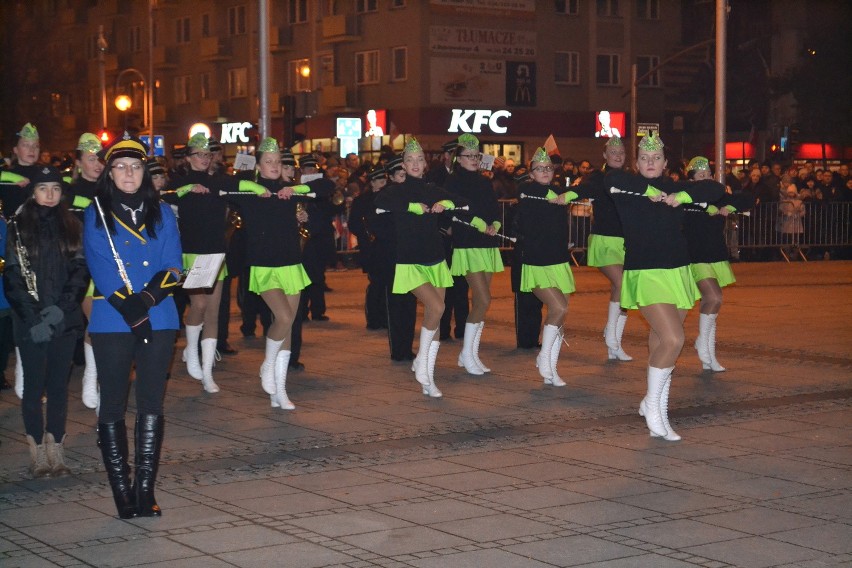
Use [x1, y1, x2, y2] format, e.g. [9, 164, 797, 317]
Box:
[257, 137, 280, 154]
[77, 132, 103, 154]
[530, 146, 551, 166]
[687, 156, 710, 172]
[638, 132, 664, 152]
[187, 132, 210, 150]
[605, 136, 623, 148]
[457, 133, 479, 152]
[17, 123, 39, 140]
[403, 137, 423, 156]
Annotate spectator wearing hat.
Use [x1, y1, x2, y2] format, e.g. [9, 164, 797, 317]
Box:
[6, 165, 88, 478]
[85, 133, 182, 518]
[207, 139, 225, 175]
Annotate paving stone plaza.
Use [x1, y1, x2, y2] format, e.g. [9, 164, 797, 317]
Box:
[1, 262, 850, 568]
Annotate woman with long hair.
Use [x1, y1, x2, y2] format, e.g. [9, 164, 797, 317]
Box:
[226, 138, 332, 409]
[5, 166, 88, 478]
[515, 147, 578, 387]
[443, 134, 504, 375]
[606, 135, 724, 441]
[85, 134, 183, 517]
[684, 157, 754, 373]
[374, 138, 465, 398]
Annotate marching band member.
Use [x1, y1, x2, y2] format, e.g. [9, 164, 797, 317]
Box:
[374, 138, 465, 398]
[577, 136, 633, 361]
[84, 134, 183, 517]
[5, 166, 88, 478]
[515, 147, 578, 387]
[685, 156, 754, 372]
[164, 133, 263, 393]
[443, 134, 504, 375]
[226, 138, 333, 409]
[606, 134, 725, 441]
[69, 133, 104, 409]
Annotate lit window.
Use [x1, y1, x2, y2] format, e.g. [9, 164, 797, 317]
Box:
[356, 50, 380, 85]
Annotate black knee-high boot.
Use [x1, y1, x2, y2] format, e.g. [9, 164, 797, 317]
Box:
[134, 414, 164, 517]
[97, 421, 136, 519]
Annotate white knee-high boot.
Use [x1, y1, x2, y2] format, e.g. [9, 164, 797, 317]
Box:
[548, 326, 567, 387]
[81, 342, 100, 409]
[658, 371, 680, 441]
[422, 339, 443, 398]
[605, 302, 632, 361]
[638, 366, 673, 437]
[458, 322, 484, 375]
[414, 327, 438, 386]
[695, 314, 712, 368]
[182, 324, 203, 380]
[273, 350, 295, 410]
[472, 322, 491, 373]
[706, 314, 726, 372]
[260, 337, 284, 395]
[199, 338, 220, 393]
[14, 347, 23, 399]
[538, 325, 565, 386]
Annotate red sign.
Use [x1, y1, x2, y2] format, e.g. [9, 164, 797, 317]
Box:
[365, 109, 386, 137]
[594, 111, 625, 138]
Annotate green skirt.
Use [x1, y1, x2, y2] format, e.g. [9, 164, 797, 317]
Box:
[690, 261, 736, 288]
[621, 266, 700, 310]
[520, 263, 576, 294]
[450, 247, 505, 276]
[183, 253, 227, 281]
[249, 264, 311, 295]
[587, 234, 625, 267]
[393, 262, 452, 294]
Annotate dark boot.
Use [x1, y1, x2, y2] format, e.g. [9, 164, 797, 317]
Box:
[134, 414, 164, 517]
[97, 421, 136, 519]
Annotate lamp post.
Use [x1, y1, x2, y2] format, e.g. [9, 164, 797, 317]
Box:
[115, 68, 149, 139]
[97, 25, 108, 131]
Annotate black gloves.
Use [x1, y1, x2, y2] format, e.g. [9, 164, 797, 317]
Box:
[108, 288, 154, 342]
[29, 321, 53, 343]
[142, 270, 181, 306]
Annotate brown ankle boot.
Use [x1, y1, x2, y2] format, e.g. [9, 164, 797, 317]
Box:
[26, 435, 51, 478]
[45, 433, 71, 477]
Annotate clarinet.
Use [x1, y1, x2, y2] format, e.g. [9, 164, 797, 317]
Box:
[12, 217, 38, 301]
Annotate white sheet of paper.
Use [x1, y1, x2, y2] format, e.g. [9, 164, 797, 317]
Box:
[233, 153, 256, 171]
[299, 172, 324, 183]
[479, 154, 495, 171]
[182, 253, 226, 289]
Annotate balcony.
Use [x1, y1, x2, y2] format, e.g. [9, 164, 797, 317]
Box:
[200, 37, 232, 62]
[321, 85, 348, 109]
[153, 46, 179, 69]
[322, 15, 360, 44]
[271, 26, 294, 53]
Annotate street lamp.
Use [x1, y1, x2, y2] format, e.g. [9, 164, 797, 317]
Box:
[115, 68, 149, 137]
[115, 94, 132, 130]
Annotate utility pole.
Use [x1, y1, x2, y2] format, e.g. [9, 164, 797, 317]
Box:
[258, 0, 270, 139]
[715, 0, 727, 183]
[148, 0, 155, 155]
[97, 25, 108, 131]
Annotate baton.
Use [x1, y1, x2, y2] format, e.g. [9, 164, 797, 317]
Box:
[376, 205, 470, 214]
[219, 190, 316, 198]
[520, 193, 592, 205]
[451, 216, 516, 243]
[609, 186, 707, 208]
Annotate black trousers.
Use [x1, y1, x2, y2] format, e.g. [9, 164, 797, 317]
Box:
[0, 309, 14, 380]
[440, 276, 469, 339]
[91, 330, 176, 424]
[385, 266, 416, 360]
[511, 259, 543, 348]
[365, 268, 389, 329]
[290, 295, 305, 363]
[301, 236, 329, 319]
[20, 333, 76, 443]
[217, 274, 234, 346]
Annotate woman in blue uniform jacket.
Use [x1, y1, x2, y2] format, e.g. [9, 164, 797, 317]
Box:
[84, 134, 182, 519]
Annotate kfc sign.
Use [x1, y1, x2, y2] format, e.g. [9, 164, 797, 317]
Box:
[220, 122, 254, 144]
[448, 109, 512, 134]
